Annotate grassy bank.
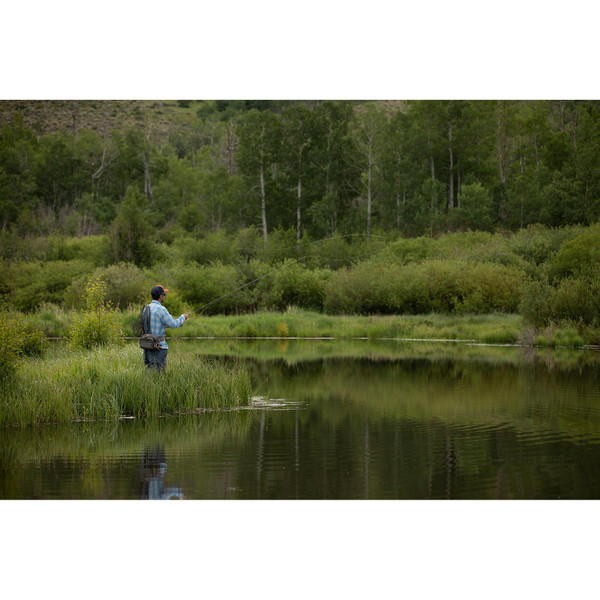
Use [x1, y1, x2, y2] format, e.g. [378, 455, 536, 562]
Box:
[27, 305, 600, 347]
[1, 344, 253, 427]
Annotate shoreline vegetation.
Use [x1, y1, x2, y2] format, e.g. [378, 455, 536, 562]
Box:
[1, 345, 253, 428]
[4, 223, 600, 427]
[28, 307, 599, 348]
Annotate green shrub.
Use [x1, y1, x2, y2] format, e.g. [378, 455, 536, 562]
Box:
[17, 317, 49, 356]
[43, 235, 111, 266]
[110, 186, 158, 266]
[307, 235, 355, 269]
[65, 262, 148, 309]
[451, 183, 495, 231]
[549, 277, 600, 324]
[509, 224, 582, 266]
[35, 303, 71, 337]
[172, 230, 241, 265]
[7, 259, 93, 312]
[258, 260, 329, 311]
[323, 260, 525, 315]
[0, 231, 26, 260]
[175, 262, 245, 314]
[520, 275, 600, 328]
[385, 236, 430, 265]
[0, 310, 48, 379]
[519, 279, 552, 328]
[548, 224, 600, 282]
[0, 312, 24, 379]
[68, 277, 124, 349]
[161, 290, 190, 317]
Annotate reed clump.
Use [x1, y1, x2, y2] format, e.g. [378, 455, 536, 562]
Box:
[0, 344, 253, 427]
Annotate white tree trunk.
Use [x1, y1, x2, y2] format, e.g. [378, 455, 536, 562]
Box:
[448, 122, 454, 210]
[260, 163, 267, 243]
[297, 174, 302, 243]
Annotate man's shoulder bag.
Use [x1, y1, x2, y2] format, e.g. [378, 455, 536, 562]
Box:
[139, 305, 166, 350]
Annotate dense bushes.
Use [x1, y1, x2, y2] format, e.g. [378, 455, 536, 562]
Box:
[175, 262, 247, 314]
[2, 259, 93, 311]
[520, 277, 600, 329]
[3, 225, 600, 325]
[323, 260, 524, 315]
[257, 260, 330, 310]
[65, 262, 149, 309]
[547, 224, 600, 281]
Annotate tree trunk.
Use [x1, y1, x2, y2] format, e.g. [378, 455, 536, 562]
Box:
[448, 122, 454, 210]
[143, 131, 154, 203]
[430, 153, 436, 237]
[226, 119, 236, 176]
[297, 174, 302, 243]
[144, 160, 153, 202]
[367, 145, 373, 238]
[496, 102, 508, 221]
[260, 162, 268, 243]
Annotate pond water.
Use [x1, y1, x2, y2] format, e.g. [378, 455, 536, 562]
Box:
[2, 340, 600, 499]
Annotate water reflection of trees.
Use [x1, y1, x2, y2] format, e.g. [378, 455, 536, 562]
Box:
[239, 405, 600, 499]
[3, 350, 600, 499]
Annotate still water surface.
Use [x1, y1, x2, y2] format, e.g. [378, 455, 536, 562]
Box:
[2, 340, 600, 499]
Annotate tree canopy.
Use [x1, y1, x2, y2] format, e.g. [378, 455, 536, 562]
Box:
[2, 99, 600, 245]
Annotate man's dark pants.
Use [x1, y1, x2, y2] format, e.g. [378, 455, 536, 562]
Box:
[143, 348, 168, 370]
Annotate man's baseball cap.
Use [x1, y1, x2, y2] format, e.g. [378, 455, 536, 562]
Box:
[151, 285, 170, 298]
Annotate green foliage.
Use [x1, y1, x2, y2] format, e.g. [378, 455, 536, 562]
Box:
[518, 280, 553, 328]
[174, 229, 240, 264]
[65, 262, 148, 309]
[43, 234, 111, 266]
[509, 224, 583, 266]
[161, 290, 189, 317]
[4, 259, 93, 312]
[0, 312, 25, 379]
[323, 259, 524, 315]
[68, 277, 123, 349]
[520, 276, 600, 329]
[550, 278, 600, 324]
[257, 260, 330, 311]
[110, 186, 157, 266]
[451, 183, 495, 231]
[175, 262, 245, 314]
[0, 309, 48, 379]
[548, 224, 600, 282]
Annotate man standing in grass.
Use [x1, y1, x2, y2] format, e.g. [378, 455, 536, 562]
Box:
[143, 285, 189, 370]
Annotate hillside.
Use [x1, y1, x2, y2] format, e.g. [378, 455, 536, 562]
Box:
[0, 99, 405, 139]
[0, 100, 200, 140]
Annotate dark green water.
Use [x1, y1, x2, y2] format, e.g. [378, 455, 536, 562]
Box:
[2, 340, 600, 499]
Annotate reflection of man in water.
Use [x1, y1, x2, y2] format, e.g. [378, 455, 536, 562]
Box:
[140, 445, 184, 500]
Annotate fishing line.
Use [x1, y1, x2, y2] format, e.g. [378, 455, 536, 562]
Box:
[190, 235, 404, 316]
[256, 232, 386, 256]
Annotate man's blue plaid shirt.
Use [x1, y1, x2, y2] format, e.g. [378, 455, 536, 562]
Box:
[147, 300, 185, 349]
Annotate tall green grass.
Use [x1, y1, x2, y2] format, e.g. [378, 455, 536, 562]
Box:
[1, 344, 253, 427]
[12, 304, 600, 347]
[173, 309, 524, 344]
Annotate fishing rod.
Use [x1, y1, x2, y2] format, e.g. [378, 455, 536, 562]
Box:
[190, 234, 404, 316]
[191, 254, 313, 316]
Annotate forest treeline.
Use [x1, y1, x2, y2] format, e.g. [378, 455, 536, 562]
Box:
[2, 100, 600, 246]
[2, 100, 600, 333]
